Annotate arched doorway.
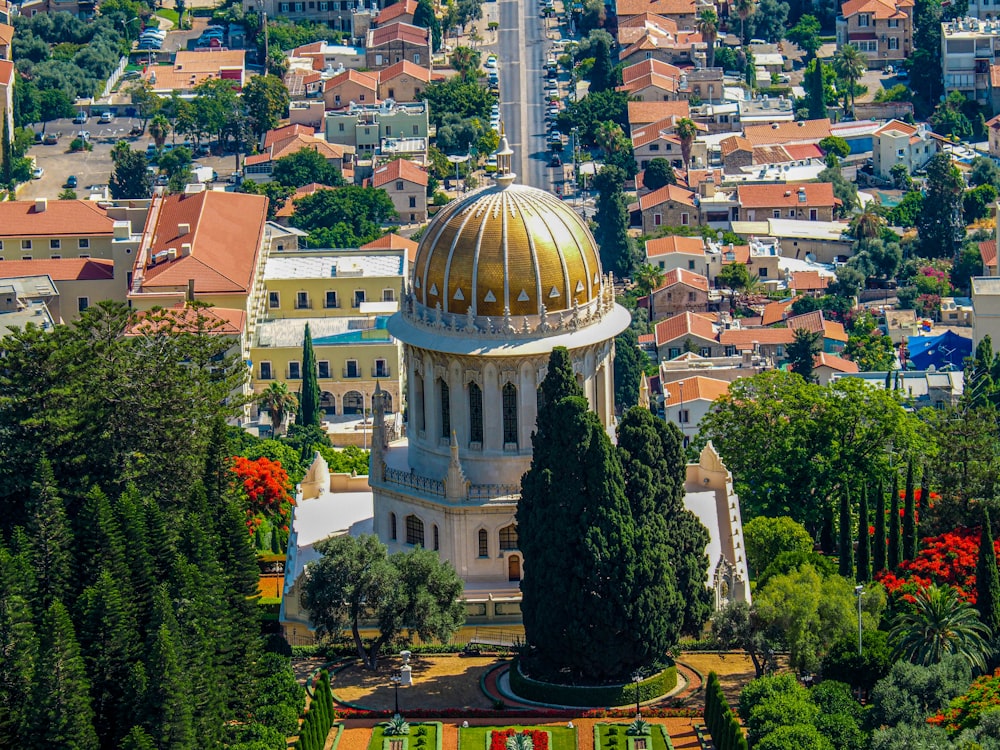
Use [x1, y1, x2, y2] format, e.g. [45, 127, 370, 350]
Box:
[382, 392, 393, 412]
[320, 391, 335, 414]
[508, 555, 521, 582]
[342, 390, 363, 415]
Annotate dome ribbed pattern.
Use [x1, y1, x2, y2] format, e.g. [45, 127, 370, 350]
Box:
[411, 183, 603, 318]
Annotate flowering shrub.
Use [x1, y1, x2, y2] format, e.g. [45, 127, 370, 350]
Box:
[231, 456, 295, 535]
[490, 729, 548, 750]
[877, 529, 1000, 604]
[928, 670, 1000, 734]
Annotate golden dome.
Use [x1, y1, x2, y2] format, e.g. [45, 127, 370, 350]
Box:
[411, 182, 603, 319]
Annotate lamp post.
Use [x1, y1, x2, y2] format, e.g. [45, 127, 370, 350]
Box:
[632, 670, 642, 719]
[390, 673, 402, 715]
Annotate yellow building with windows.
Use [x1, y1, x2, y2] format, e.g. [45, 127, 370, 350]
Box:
[251, 251, 407, 420]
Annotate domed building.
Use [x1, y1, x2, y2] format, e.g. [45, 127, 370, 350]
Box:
[369, 139, 632, 609]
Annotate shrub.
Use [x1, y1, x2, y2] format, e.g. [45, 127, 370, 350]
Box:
[508, 659, 676, 707]
[382, 715, 411, 736]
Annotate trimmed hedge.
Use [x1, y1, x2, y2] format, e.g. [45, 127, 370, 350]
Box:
[703, 672, 746, 750]
[508, 659, 676, 707]
[294, 669, 338, 750]
[594, 723, 674, 750]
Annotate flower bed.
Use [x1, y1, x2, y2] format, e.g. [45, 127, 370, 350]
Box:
[489, 729, 550, 750]
[459, 726, 574, 750]
[368, 723, 441, 750]
[594, 724, 673, 750]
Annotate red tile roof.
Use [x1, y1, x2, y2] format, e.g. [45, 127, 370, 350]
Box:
[720, 135, 752, 157]
[875, 119, 918, 137]
[616, 0, 697, 16]
[655, 267, 709, 291]
[788, 271, 831, 292]
[375, 0, 417, 24]
[654, 311, 717, 346]
[379, 60, 433, 83]
[815, 352, 859, 373]
[0, 258, 115, 281]
[0, 22, 12, 47]
[0, 60, 13, 86]
[663, 375, 730, 404]
[323, 69, 378, 92]
[742, 119, 832, 147]
[761, 297, 800, 326]
[129, 303, 246, 336]
[621, 58, 682, 86]
[0, 200, 115, 238]
[138, 192, 268, 296]
[737, 183, 837, 209]
[361, 232, 419, 261]
[264, 124, 316, 148]
[784, 310, 847, 342]
[371, 158, 429, 187]
[841, 0, 911, 19]
[628, 100, 690, 126]
[639, 183, 697, 210]
[980, 239, 997, 268]
[719, 327, 795, 349]
[274, 183, 337, 219]
[645, 235, 705, 258]
[637, 333, 656, 345]
[369, 22, 429, 48]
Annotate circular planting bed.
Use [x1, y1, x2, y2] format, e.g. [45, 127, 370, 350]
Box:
[507, 659, 677, 708]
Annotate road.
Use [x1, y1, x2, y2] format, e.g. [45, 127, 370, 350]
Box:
[496, 0, 555, 191]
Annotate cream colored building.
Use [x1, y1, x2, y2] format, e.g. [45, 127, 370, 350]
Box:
[972, 276, 1000, 347]
[0, 258, 119, 322]
[872, 120, 938, 180]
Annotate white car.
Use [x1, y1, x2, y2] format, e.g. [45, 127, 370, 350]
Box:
[485, 55, 498, 69]
[32, 167, 44, 179]
[99, 112, 114, 124]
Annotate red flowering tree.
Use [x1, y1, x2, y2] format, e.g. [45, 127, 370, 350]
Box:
[877, 529, 1000, 604]
[230, 456, 294, 536]
[928, 670, 1000, 735]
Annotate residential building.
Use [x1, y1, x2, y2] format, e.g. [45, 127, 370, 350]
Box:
[742, 119, 833, 149]
[941, 16, 1000, 103]
[632, 118, 687, 172]
[365, 22, 430, 70]
[0, 20, 11, 60]
[972, 276, 1000, 347]
[735, 183, 838, 222]
[370, 158, 428, 223]
[736, 95, 797, 125]
[729, 218, 853, 264]
[783, 310, 848, 354]
[0, 275, 56, 337]
[241, 0, 377, 36]
[661, 375, 729, 445]
[142, 50, 246, 95]
[813, 353, 860, 385]
[360, 231, 419, 261]
[832, 370, 963, 408]
[644, 235, 708, 275]
[374, 0, 417, 26]
[617, 16, 707, 69]
[705, 237, 783, 285]
[288, 41, 367, 72]
[987, 114, 1000, 158]
[647, 268, 711, 319]
[244, 125, 356, 184]
[720, 135, 824, 174]
[253, 251, 406, 418]
[654, 311, 723, 360]
[658, 351, 772, 384]
[322, 69, 378, 110]
[377, 60, 434, 103]
[638, 184, 699, 232]
[284, 69, 324, 101]
[615, 0, 704, 28]
[788, 270, 833, 296]
[718, 326, 795, 363]
[324, 100, 429, 158]
[628, 100, 691, 128]
[885, 308, 919, 344]
[18, 0, 93, 18]
[836, 0, 914, 69]
[872, 119, 939, 180]
[979, 236, 998, 276]
[618, 58, 686, 101]
[0, 198, 144, 287]
[0, 258, 117, 322]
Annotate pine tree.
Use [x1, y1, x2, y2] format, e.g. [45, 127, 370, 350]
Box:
[518, 348, 641, 679]
[857, 484, 871, 583]
[300, 323, 322, 427]
[873, 477, 887, 574]
[144, 614, 194, 750]
[888, 470, 901, 570]
[976, 507, 1000, 645]
[25, 458, 73, 615]
[29, 600, 99, 750]
[1, 117, 12, 188]
[616, 407, 686, 664]
[75, 486, 131, 600]
[113, 488, 158, 631]
[839, 488, 853, 579]
[119, 726, 156, 750]
[0, 544, 38, 744]
[903, 458, 917, 562]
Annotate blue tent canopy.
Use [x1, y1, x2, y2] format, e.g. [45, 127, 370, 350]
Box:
[907, 330, 972, 371]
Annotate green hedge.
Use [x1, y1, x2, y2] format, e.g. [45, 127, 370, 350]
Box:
[703, 672, 746, 750]
[594, 724, 673, 750]
[508, 659, 676, 707]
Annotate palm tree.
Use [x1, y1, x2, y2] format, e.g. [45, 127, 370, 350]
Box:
[833, 44, 867, 117]
[634, 263, 666, 297]
[696, 9, 719, 69]
[257, 382, 298, 436]
[733, 0, 756, 46]
[148, 114, 170, 151]
[890, 584, 993, 671]
[595, 121, 626, 157]
[450, 46, 481, 78]
[851, 206, 886, 244]
[675, 118, 698, 181]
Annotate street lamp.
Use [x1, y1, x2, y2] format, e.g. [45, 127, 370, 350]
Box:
[632, 669, 642, 719]
[390, 673, 402, 715]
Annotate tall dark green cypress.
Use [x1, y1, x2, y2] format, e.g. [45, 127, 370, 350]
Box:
[976, 507, 1000, 646]
[873, 477, 887, 574]
[903, 458, 917, 562]
[856, 484, 871, 583]
[918, 462, 930, 532]
[820, 501, 835, 555]
[888, 470, 901, 571]
[300, 322, 321, 427]
[1, 117, 12, 188]
[838, 488, 853, 579]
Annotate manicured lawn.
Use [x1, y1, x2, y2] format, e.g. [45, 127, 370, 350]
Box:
[595, 724, 672, 750]
[368, 723, 439, 750]
[458, 726, 577, 750]
[155, 8, 180, 25]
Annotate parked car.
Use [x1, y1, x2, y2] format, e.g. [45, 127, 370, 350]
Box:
[485, 55, 498, 69]
[42, 133, 59, 145]
[99, 112, 114, 123]
[73, 112, 88, 124]
[32, 167, 44, 179]
[65, 175, 78, 188]
[77, 130, 91, 141]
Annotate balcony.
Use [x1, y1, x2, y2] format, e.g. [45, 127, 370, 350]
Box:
[373, 366, 390, 378]
[343, 368, 361, 379]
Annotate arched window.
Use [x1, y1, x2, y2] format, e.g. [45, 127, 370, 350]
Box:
[343, 390, 363, 415]
[469, 382, 483, 444]
[477, 528, 488, 557]
[439, 379, 450, 438]
[405, 515, 424, 546]
[433, 524, 439, 551]
[502, 382, 518, 446]
[389, 512, 397, 540]
[413, 373, 425, 432]
[499, 524, 518, 551]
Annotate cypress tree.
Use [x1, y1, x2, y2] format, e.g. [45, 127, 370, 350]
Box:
[918, 462, 930, 531]
[857, 483, 871, 583]
[300, 323, 322, 427]
[903, 458, 917, 562]
[519, 348, 640, 679]
[820, 501, 835, 555]
[1, 117, 12, 188]
[29, 600, 99, 750]
[75, 486, 131, 603]
[873, 477, 887, 574]
[25, 458, 73, 615]
[888, 470, 901, 570]
[145, 621, 194, 750]
[839, 488, 853, 579]
[976, 507, 1000, 645]
[119, 726, 156, 750]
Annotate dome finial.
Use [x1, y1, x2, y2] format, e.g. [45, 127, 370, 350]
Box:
[494, 121, 516, 188]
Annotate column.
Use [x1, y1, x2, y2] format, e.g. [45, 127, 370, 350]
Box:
[482, 363, 502, 452]
[519, 360, 536, 452]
